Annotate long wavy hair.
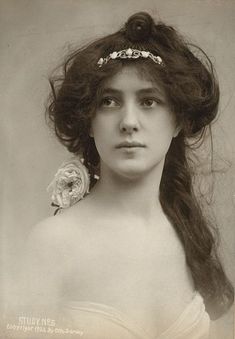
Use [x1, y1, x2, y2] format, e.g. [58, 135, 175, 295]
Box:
[46, 12, 233, 319]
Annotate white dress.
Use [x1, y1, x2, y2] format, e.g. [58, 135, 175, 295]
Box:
[61, 292, 210, 339]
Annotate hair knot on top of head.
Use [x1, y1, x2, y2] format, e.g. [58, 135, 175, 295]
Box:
[125, 12, 154, 42]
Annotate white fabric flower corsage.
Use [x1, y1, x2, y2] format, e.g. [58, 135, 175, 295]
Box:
[47, 157, 90, 214]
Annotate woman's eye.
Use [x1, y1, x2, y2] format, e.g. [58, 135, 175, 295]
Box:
[100, 97, 119, 107]
[141, 98, 161, 107]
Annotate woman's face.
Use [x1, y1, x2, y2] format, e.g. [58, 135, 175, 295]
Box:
[91, 66, 179, 180]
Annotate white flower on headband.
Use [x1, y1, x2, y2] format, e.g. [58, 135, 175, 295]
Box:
[47, 158, 90, 211]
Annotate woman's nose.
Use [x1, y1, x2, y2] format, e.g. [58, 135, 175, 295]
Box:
[119, 105, 140, 133]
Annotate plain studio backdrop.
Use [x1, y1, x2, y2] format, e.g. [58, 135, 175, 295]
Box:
[0, 0, 234, 338]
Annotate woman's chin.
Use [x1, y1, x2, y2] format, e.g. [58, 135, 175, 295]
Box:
[101, 157, 163, 182]
[112, 164, 155, 181]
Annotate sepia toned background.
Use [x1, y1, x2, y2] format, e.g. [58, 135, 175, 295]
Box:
[0, 0, 234, 338]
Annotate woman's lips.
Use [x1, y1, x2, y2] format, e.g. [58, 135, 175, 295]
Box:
[116, 141, 146, 149]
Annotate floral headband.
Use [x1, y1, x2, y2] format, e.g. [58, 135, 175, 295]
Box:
[97, 48, 164, 68]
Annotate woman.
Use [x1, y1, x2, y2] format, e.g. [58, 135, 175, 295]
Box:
[22, 11, 233, 339]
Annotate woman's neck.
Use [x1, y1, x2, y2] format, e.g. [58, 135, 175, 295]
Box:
[89, 160, 165, 223]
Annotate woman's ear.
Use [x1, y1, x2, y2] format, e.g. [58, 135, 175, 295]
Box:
[173, 124, 181, 138]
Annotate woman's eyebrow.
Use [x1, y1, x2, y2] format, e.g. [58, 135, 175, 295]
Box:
[136, 88, 164, 97]
[100, 87, 165, 99]
[101, 88, 122, 96]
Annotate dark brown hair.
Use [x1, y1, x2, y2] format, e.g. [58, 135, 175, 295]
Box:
[47, 12, 233, 319]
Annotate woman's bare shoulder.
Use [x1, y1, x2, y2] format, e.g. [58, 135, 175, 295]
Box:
[27, 201, 90, 252]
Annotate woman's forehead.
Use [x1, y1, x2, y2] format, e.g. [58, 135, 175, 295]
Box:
[101, 65, 165, 95]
